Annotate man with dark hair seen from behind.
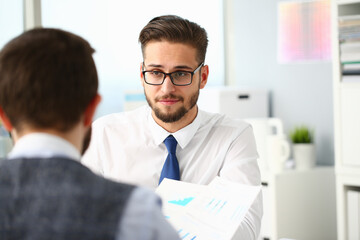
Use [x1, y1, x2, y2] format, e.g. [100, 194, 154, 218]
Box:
[0, 28, 179, 240]
[83, 15, 262, 239]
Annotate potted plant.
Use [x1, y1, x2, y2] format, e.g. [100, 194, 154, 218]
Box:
[289, 126, 315, 170]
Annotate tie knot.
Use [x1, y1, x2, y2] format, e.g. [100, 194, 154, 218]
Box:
[164, 135, 177, 154]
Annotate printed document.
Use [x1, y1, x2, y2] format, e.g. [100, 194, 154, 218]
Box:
[156, 177, 261, 240]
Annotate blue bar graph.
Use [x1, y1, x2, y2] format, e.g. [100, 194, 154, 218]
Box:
[168, 197, 194, 206]
[217, 201, 227, 214]
[182, 233, 189, 238]
[206, 198, 215, 209]
[178, 229, 197, 240]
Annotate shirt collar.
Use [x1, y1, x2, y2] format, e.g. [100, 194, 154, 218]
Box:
[148, 107, 203, 149]
[8, 133, 81, 161]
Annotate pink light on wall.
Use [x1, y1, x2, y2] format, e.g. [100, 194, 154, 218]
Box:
[278, 0, 331, 63]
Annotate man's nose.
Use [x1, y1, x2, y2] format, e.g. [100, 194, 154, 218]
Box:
[161, 75, 175, 93]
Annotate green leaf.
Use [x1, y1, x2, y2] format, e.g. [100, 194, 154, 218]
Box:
[289, 126, 314, 144]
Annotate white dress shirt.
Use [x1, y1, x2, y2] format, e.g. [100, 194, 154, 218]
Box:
[82, 105, 263, 239]
[8, 133, 81, 160]
[7, 133, 179, 240]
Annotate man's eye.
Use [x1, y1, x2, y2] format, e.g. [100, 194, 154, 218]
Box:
[174, 72, 187, 77]
[151, 71, 162, 76]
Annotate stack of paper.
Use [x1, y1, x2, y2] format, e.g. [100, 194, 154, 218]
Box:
[338, 15, 360, 82]
[156, 177, 261, 240]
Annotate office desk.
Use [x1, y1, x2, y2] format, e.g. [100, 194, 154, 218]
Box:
[259, 167, 336, 240]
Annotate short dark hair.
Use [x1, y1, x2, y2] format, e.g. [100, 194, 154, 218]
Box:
[138, 15, 208, 63]
[0, 28, 98, 132]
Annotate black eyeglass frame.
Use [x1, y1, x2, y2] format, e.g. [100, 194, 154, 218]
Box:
[142, 62, 204, 86]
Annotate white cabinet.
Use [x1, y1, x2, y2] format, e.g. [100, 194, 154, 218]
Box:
[340, 84, 360, 167]
[335, 176, 360, 240]
[347, 190, 360, 239]
[259, 167, 336, 240]
[332, 1, 360, 239]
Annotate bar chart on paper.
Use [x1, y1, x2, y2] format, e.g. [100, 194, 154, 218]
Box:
[156, 178, 261, 240]
[178, 229, 197, 240]
[204, 198, 246, 221]
[169, 197, 195, 206]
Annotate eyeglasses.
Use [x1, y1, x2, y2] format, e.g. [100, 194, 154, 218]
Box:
[142, 62, 204, 86]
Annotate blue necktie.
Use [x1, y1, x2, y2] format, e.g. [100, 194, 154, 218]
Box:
[159, 135, 180, 184]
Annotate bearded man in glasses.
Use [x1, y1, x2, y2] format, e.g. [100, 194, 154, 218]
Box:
[83, 15, 262, 239]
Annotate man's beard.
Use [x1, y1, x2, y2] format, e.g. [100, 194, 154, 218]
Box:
[81, 126, 92, 155]
[145, 91, 199, 123]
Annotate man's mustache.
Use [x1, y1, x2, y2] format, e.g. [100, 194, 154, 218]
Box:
[155, 94, 184, 102]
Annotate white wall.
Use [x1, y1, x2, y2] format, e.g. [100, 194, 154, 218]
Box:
[41, 0, 225, 118]
[229, 0, 334, 165]
[0, 0, 23, 49]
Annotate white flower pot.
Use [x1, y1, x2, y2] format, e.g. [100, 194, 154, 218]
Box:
[293, 144, 315, 170]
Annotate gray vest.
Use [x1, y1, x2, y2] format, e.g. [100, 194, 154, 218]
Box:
[0, 157, 135, 240]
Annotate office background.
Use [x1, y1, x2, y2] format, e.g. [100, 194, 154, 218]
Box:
[0, 0, 333, 166]
[229, 0, 334, 166]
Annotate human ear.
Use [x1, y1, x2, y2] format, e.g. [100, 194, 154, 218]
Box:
[83, 94, 101, 127]
[140, 62, 145, 88]
[199, 65, 209, 89]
